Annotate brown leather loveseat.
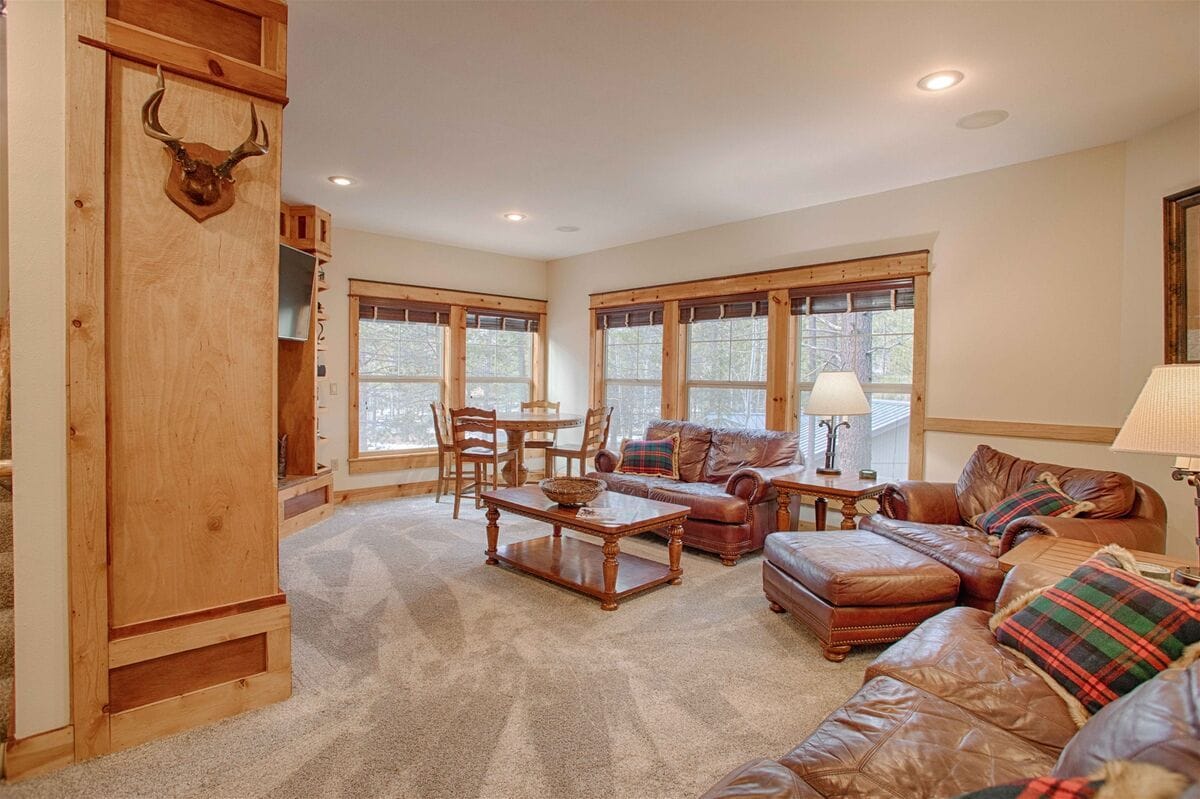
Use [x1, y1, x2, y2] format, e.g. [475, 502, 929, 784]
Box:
[589, 420, 803, 565]
[859, 444, 1167, 608]
[701, 563, 1200, 799]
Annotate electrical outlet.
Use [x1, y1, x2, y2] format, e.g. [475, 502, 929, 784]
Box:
[330, 382, 338, 395]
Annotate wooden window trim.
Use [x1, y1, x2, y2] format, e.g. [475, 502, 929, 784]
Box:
[586, 251, 930, 478]
[349, 281, 547, 471]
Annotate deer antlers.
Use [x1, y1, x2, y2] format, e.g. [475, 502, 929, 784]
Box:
[141, 65, 269, 182]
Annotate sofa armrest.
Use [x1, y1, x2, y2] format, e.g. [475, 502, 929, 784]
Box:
[593, 449, 619, 473]
[879, 481, 961, 525]
[994, 562, 1063, 610]
[698, 759, 816, 799]
[998, 514, 1167, 556]
[725, 465, 806, 505]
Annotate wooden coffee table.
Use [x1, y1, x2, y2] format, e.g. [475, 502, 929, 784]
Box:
[772, 469, 897, 531]
[481, 486, 690, 611]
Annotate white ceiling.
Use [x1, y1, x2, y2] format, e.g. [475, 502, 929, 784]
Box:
[284, 1, 1200, 261]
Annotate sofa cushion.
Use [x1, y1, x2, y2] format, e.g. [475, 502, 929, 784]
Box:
[588, 471, 681, 498]
[971, 472, 1096, 535]
[646, 420, 712, 483]
[703, 428, 799, 484]
[699, 758, 823, 799]
[956, 445, 1136, 523]
[859, 514, 1009, 607]
[765, 531, 959, 607]
[867, 607, 1079, 751]
[647, 481, 749, 524]
[992, 547, 1200, 721]
[777, 676, 1058, 798]
[1053, 662, 1200, 785]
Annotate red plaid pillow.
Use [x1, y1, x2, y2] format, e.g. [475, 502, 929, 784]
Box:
[971, 472, 1095, 535]
[991, 546, 1200, 725]
[951, 760, 1187, 799]
[615, 434, 679, 479]
[952, 775, 1103, 799]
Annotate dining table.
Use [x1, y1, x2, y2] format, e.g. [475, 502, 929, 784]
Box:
[493, 411, 583, 486]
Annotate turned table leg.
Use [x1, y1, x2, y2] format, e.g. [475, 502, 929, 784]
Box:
[667, 523, 684, 585]
[502, 429, 527, 486]
[839, 498, 858, 530]
[552, 524, 562, 538]
[601, 536, 620, 611]
[485, 504, 500, 564]
[814, 497, 828, 531]
[775, 488, 793, 531]
[823, 644, 852, 662]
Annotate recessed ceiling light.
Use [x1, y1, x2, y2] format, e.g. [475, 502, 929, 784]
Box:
[917, 70, 964, 92]
[328, 175, 356, 186]
[556, 225, 580, 233]
[956, 109, 1009, 129]
[503, 212, 527, 222]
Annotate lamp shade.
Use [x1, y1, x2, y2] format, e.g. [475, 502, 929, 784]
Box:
[805, 371, 870, 417]
[1112, 364, 1200, 457]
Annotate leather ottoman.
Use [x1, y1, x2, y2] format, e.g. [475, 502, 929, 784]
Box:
[763, 531, 960, 662]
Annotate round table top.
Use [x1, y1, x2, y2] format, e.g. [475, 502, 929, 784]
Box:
[493, 412, 583, 432]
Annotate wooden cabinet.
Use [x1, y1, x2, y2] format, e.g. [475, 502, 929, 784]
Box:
[277, 202, 335, 537]
[56, 0, 293, 772]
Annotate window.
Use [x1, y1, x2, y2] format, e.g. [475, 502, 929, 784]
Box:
[357, 315, 446, 452]
[599, 306, 663, 443]
[684, 297, 769, 429]
[466, 313, 536, 413]
[795, 283, 915, 476]
[349, 281, 547, 473]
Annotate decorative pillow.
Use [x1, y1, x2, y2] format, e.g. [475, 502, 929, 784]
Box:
[615, 434, 679, 479]
[991, 545, 1200, 726]
[950, 760, 1187, 799]
[971, 472, 1096, 535]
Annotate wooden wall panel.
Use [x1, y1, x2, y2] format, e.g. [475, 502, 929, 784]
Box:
[108, 635, 266, 713]
[105, 61, 281, 627]
[107, 0, 264, 64]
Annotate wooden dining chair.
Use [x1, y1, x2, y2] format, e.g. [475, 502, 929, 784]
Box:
[429, 402, 460, 503]
[520, 399, 560, 483]
[449, 406, 517, 519]
[546, 405, 613, 478]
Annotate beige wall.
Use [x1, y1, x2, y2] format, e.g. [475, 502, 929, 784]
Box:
[548, 127, 1200, 559]
[320, 227, 547, 493]
[8, 0, 71, 738]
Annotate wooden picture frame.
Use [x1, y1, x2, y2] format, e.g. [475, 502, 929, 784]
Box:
[1165, 185, 1200, 363]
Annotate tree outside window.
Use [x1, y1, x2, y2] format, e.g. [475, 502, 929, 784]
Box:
[686, 316, 768, 429]
[466, 327, 533, 413]
[604, 325, 662, 442]
[358, 319, 444, 451]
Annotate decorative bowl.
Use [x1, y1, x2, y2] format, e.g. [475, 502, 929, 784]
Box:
[539, 477, 604, 508]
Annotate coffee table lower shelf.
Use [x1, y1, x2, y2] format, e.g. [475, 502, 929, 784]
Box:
[490, 535, 680, 610]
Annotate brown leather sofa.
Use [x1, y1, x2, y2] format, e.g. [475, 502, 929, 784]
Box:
[589, 420, 803, 565]
[859, 444, 1167, 608]
[702, 563, 1200, 799]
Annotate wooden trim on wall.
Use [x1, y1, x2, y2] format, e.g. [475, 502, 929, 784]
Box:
[765, 289, 796, 431]
[660, 301, 684, 419]
[4, 724, 76, 782]
[348, 279, 548, 316]
[347, 451, 439, 474]
[924, 418, 1121, 445]
[65, 0, 110, 762]
[347, 295, 360, 464]
[532, 313, 548, 401]
[588, 310, 604, 408]
[448, 306, 467, 408]
[908, 273, 930, 479]
[333, 480, 440, 504]
[589, 250, 929, 309]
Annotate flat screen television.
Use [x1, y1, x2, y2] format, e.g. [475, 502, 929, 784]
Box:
[278, 243, 317, 341]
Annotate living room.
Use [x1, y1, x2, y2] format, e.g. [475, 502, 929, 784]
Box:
[3, 0, 1199, 797]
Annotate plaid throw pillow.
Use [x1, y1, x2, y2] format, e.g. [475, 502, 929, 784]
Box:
[616, 434, 679, 479]
[971, 472, 1096, 535]
[951, 760, 1187, 799]
[991, 546, 1200, 725]
[952, 775, 1104, 799]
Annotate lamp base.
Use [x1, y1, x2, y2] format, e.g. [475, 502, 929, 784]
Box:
[815, 467, 842, 476]
[1174, 566, 1200, 588]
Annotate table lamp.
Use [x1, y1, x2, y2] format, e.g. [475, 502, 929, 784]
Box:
[1112, 364, 1200, 584]
[805, 371, 870, 476]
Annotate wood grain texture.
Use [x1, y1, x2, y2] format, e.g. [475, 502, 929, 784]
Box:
[106, 62, 281, 627]
[66, 0, 112, 761]
[924, 417, 1120, 445]
[588, 309, 604, 409]
[660, 301, 683, 419]
[765, 289, 796, 431]
[999, 536, 1189, 576]
[108, 634, 267, 713]
[109, 604, 289, 668]
[348, 451, 439, 474]
[277, 267, 318, 476]
[348, 279, 547, 315]
[449, 305, 467, 408]
[909, 273, 929, 479]
[3, 725, 75, 782]
[107, 0, 263, 64]
[589, 251, 930, 309]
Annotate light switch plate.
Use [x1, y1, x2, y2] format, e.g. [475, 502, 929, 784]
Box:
[330, 382, 338, 395]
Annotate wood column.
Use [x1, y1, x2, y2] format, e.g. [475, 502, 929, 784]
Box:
[765, 289, 796, 431]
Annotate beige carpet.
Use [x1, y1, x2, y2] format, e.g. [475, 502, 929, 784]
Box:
[4, 496, 878, 799]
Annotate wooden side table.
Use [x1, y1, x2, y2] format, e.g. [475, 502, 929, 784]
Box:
[772, 469, 896, 532]
[999, 536, 1192, 580]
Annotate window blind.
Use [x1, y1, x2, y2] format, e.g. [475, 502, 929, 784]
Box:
[595, 304, 664, 329]
[466, 309, 540, 333]
[680, 293, 769, 324]
[357, 297, 452, 325]
[789, 279, 915, 316]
